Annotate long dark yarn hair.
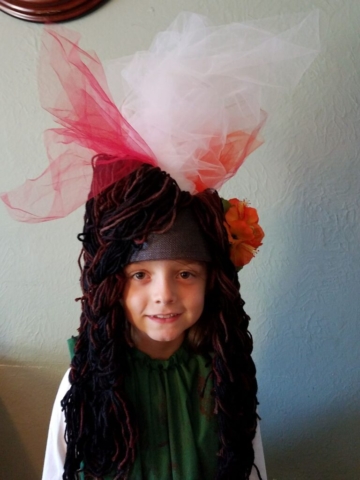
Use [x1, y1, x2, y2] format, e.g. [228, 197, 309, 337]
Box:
[61, 164, 259, 480]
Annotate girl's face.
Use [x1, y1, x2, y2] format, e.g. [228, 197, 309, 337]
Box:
[122, 259, 207, 359]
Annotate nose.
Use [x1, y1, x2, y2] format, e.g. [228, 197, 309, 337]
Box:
[153, 275, 176, 305]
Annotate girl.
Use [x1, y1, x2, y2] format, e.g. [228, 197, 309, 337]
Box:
[1, 11, 318, 480]
[42, 163, 267, 479]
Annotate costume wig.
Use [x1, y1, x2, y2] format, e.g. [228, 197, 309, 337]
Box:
[62, 164, 258, 480]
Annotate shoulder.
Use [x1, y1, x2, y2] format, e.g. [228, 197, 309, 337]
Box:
[251, 419, 267, 480]
[58, 368, 71, 396]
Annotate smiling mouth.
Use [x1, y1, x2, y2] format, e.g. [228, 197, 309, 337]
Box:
[147, 313, 181, 323]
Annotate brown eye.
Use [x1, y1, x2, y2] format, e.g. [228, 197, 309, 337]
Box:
[132, 272, 146, 280]
[179, 271, 192, 279]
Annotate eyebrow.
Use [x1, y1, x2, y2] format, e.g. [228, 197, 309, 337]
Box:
[178, 261, 204, 267]
[124, 260, 205, 269]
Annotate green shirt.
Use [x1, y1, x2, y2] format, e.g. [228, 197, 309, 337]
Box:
[68, 338, 219, 479]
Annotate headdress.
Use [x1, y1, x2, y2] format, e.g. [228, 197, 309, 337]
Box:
[0, 11, 319, 267]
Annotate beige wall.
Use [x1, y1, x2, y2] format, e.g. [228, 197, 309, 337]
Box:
[1, 1, 360, 479]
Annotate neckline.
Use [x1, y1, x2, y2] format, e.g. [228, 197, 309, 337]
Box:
[128, 342, 190, 370]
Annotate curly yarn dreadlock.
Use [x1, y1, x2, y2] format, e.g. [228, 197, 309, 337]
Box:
[61, 164, 259, 480]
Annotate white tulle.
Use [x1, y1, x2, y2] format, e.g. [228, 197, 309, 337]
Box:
[106, 11, 320, 192]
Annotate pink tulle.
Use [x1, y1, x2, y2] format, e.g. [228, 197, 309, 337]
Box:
[0, 27, 156, 223]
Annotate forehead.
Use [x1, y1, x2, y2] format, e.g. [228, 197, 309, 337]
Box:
[124, 259, 207, 271]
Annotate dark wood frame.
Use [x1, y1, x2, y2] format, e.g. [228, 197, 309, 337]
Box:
[0, 0, 106, 22]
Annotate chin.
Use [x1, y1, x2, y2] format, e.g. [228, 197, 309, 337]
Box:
[151, 334, 180, 343]
[149, 329, 184, 344]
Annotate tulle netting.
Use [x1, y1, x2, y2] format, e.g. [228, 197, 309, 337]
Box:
[106, 11, 319, 192]
[0, 28, 156, 223]
[0, 11, 319, 222]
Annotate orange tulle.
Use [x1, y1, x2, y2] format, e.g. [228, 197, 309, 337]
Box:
[191, 121, 266, 192]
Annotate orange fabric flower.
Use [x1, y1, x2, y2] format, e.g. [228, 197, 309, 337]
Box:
[223, 198, 264, 269]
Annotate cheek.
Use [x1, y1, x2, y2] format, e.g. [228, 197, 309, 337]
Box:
[191, 286, 206, 316]
[121, 286, 135, 318]
[122, 284, 146, 318]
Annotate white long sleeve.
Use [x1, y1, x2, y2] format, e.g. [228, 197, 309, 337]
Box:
[250, 421, 267, 480]
[42, 369, 69, 480]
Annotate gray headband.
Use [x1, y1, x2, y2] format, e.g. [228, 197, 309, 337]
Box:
[129, 209, 211, 263]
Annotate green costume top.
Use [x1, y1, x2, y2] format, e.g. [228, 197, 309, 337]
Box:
[68, 338, 219, 480]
